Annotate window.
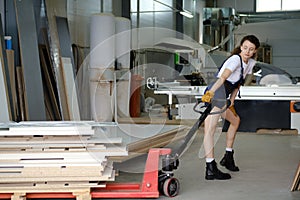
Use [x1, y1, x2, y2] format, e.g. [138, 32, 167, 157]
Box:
[256, 0, 300, 12]
[130, 0, 174, 29]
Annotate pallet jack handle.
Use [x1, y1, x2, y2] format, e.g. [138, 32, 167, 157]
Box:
[161, 103, 212, 172]
[162, 99, 230, 172]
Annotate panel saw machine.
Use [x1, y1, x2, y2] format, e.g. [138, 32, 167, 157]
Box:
[148, 38, 300, 133]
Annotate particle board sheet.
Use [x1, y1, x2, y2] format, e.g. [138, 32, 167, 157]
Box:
[0, 126, 94, 136]
[0, 165, 106, 178]
[14, 0, 46, 120]
[0, 136, 121, 144]
[0, 170, 115, 183]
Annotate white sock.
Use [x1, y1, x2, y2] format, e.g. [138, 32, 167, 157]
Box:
[206, 158, 215, 163]
[226, 147, 233, 152]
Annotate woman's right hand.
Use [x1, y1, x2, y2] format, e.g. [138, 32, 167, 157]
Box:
[202, 90, 214, 103]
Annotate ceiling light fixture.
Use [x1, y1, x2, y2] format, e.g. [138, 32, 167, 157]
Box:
[179, 10, 193, 18]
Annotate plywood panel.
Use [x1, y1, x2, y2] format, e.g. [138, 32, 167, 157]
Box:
[14, 0, 46, 120]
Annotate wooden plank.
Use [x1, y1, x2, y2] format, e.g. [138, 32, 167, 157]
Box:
[56, 16, 80, 120]
[16, 66, 26, 121]
[0, 145, 105, 152]
[41, 28, 56, 77]
[7, 126, 92, 131]
[0, 152, 106, 160]
[56, 17, 75, 70]
[0, 182, 105, 191]
[11, 193, 26, 200]
[55, 16, 81, 121]
[44, 0, 70, 120]
[14, 0, 46, 120]
[44, 88, 55, 120]
[0, 162, 107, 168]
[0, 125, 94, 136]
[0, 137, 122, 144]
[0, 173, 114, 183]
[291, 162, 300, 191]
[6, 49, 18, 121]
[0, 152, 107, 162]
[0, 14, 14, 121]
[0, 130, 94, 136]
[61, 57, 80, 120]
[0, 166, 105, 178]
[39, 44, 61, 120]
[0, 185, 93, 193]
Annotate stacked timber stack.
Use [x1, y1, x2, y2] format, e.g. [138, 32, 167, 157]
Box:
[0, 122, 127, 199]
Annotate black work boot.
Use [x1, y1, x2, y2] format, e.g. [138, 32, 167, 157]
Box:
[220, 150, 240, 171]
[205, 160, 231, 180]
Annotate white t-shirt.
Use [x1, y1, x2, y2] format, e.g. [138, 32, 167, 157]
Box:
[217, 54, 256, 84]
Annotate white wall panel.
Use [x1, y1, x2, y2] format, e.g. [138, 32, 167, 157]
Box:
[234, 19, 300, 77]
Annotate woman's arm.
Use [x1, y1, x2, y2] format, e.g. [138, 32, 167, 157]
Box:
[202, 68, 233, 103]
[210, 68, 232, 93]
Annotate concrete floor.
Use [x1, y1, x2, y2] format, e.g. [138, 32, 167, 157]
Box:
[113, 132, 300, 200]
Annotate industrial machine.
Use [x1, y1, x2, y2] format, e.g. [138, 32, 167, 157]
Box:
[148, 37, 300, 133]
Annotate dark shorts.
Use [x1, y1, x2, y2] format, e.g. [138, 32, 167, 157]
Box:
[204, 80, 238, 108]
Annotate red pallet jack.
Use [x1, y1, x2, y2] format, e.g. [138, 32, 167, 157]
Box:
[0, 101, 222, 199]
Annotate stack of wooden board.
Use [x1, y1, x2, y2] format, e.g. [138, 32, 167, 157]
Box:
[0, 122, 127, 197]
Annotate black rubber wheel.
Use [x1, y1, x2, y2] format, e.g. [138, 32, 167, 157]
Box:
[163, 177, 180, 197]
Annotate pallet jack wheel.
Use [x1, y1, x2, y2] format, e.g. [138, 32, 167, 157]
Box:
[162, 177, 180, 197]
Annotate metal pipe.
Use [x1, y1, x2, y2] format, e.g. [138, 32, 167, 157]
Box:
[239, 11, 300, 20]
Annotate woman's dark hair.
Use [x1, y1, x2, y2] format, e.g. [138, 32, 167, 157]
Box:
[231, 35, 260, 58]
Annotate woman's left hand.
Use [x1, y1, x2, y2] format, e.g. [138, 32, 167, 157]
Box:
[229, 105, 238, 117]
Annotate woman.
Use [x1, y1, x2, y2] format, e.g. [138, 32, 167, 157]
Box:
[202, 35, 260, 180]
